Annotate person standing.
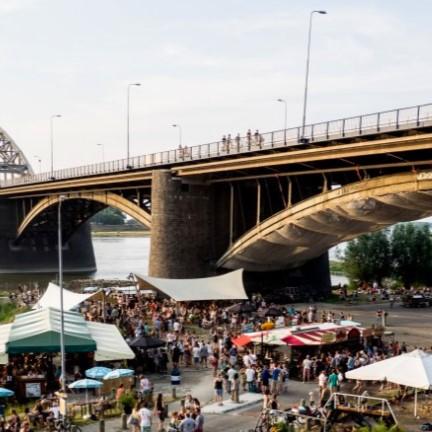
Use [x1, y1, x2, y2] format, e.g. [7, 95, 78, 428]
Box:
[246, 129, 252, 150]
[318, 370, 327, 399]
[214, 373, 224, 406]
[138, 402, 152, 432]
[261, 365, 271, 392]
[271, 364, 281, 395]
[195, 407, 204, 432]
[302, 355, 312, 382]
[231, 373, 240, 403]
[245, 366, 256, 392]
[154, 393, 166, 432]
[235, 133, 241, 151]
[328, 369, 339, 394]
[179, 412, 196, 432]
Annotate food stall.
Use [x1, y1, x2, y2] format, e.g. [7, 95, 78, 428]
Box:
[233, 322, 371, 377]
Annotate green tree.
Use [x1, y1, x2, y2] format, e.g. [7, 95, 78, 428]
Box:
[343, 230, 391, 284]
[391, 223, 432, 287]
[91, 207, 126, 225]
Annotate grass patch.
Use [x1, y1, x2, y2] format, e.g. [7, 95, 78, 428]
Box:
[0, 303, 28, 323]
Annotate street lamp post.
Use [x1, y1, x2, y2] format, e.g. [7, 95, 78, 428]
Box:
[172, 124, 182, 147]
[57, 195, 67, 416]
[277, 99, 288, 144]
[97, 143, 105, 163]
[50, 114, 62, 179]
[34, 155, 42, 174]
[126, 83, 141, 168]
[300, 10, 327, 143]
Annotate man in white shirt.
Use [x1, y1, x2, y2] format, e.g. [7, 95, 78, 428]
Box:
[139, 402, 152, 432]
[302, 355, 312, 382]
[245, 366, 256, 392]
[242, 352, 251, 368]
[318, 370, 327, 397]
[140, 376, 152, 396]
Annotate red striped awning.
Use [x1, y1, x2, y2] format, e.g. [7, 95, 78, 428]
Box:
[282, 328, 349, 346]
[232, 334, 253, 347]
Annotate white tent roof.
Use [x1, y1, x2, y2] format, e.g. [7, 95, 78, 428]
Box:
[87, 321, 135, 362]
[135, 269, 247, 302]
[345, 349, 432, 389]
[34, 283, 97, 311]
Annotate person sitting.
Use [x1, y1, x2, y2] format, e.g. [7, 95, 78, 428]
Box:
[298, 399, 311, 416]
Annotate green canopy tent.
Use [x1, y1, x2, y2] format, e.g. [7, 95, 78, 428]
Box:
[0, 307, 135, 363]
[5, 307, 96, 354]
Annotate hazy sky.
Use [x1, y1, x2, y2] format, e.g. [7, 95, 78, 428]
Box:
[2, 0, 432, 171]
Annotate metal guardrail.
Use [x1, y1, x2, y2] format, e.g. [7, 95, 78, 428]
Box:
[324, 392, 398, 425]
[2, 102, 432, 188]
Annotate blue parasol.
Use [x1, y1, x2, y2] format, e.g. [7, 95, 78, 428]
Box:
[103, 368, 135, 380]
[68, 379, 103, 389]
[85, 366, 112, 380]
[0, 388, 14, 398]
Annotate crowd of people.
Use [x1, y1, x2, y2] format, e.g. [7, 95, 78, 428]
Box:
[176, 129, 266, 159]
[0, 282, 419, 431]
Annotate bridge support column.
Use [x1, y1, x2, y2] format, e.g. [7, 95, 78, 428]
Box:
[149, 170, 213, 278]
[0, 199, 96, 274]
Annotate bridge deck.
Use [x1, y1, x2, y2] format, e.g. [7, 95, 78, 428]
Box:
[1, 102, 432, 191]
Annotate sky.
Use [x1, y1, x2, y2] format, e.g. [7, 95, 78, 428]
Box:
[2, 0, 432, 171]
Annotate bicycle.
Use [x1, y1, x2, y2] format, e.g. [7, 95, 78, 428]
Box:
[54, 418, 82, 432]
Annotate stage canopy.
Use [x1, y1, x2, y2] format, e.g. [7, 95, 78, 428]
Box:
[0, 307, 134, 363]
[34, 283, 97, 311]
[135, 269, 247, 302]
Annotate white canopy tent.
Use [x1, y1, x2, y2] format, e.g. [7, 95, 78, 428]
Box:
[87, 321, 135, 362]
[346, 349, 432, 416]
[135, 269, 248, 302]
[34, 283, 97, 311]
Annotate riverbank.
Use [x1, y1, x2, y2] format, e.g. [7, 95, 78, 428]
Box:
[91, 230, 150, 237]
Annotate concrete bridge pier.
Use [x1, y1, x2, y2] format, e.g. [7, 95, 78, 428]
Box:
[149, 170, 214, 278]
[0, 199, 96, 274]
[148, 170, 332, 299]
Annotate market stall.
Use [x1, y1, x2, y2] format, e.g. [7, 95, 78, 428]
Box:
[233, 322, 367, 377]
[0, 307, 134, 400]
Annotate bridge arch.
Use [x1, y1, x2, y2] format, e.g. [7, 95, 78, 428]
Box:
[17, 191, 152, 238]
[218, 171, 432, 271]
[0, 127, 33, 176]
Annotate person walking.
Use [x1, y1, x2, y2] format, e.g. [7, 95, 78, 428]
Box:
[154, 393, 166, 432]
[138, 401, 152, 432]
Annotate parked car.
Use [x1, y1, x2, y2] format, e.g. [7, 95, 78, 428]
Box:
[402, 294, 430, 308]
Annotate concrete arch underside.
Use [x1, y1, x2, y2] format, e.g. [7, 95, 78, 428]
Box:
[218, 171, 432, 272]
[17, 191, 152, 237]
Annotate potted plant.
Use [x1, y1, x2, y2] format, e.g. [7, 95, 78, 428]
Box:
[118, 391, 136, 415]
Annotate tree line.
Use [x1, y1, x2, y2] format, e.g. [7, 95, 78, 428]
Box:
[341, 223, 432, 288]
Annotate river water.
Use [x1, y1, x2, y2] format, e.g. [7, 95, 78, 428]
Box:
[0, 236, 347, 290]
[0, 236, 151, 291]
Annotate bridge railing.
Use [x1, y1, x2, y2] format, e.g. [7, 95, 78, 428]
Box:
[2, 102, 432, 187]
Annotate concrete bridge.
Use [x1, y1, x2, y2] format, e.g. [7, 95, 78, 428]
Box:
[2, 102, 432, 296]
